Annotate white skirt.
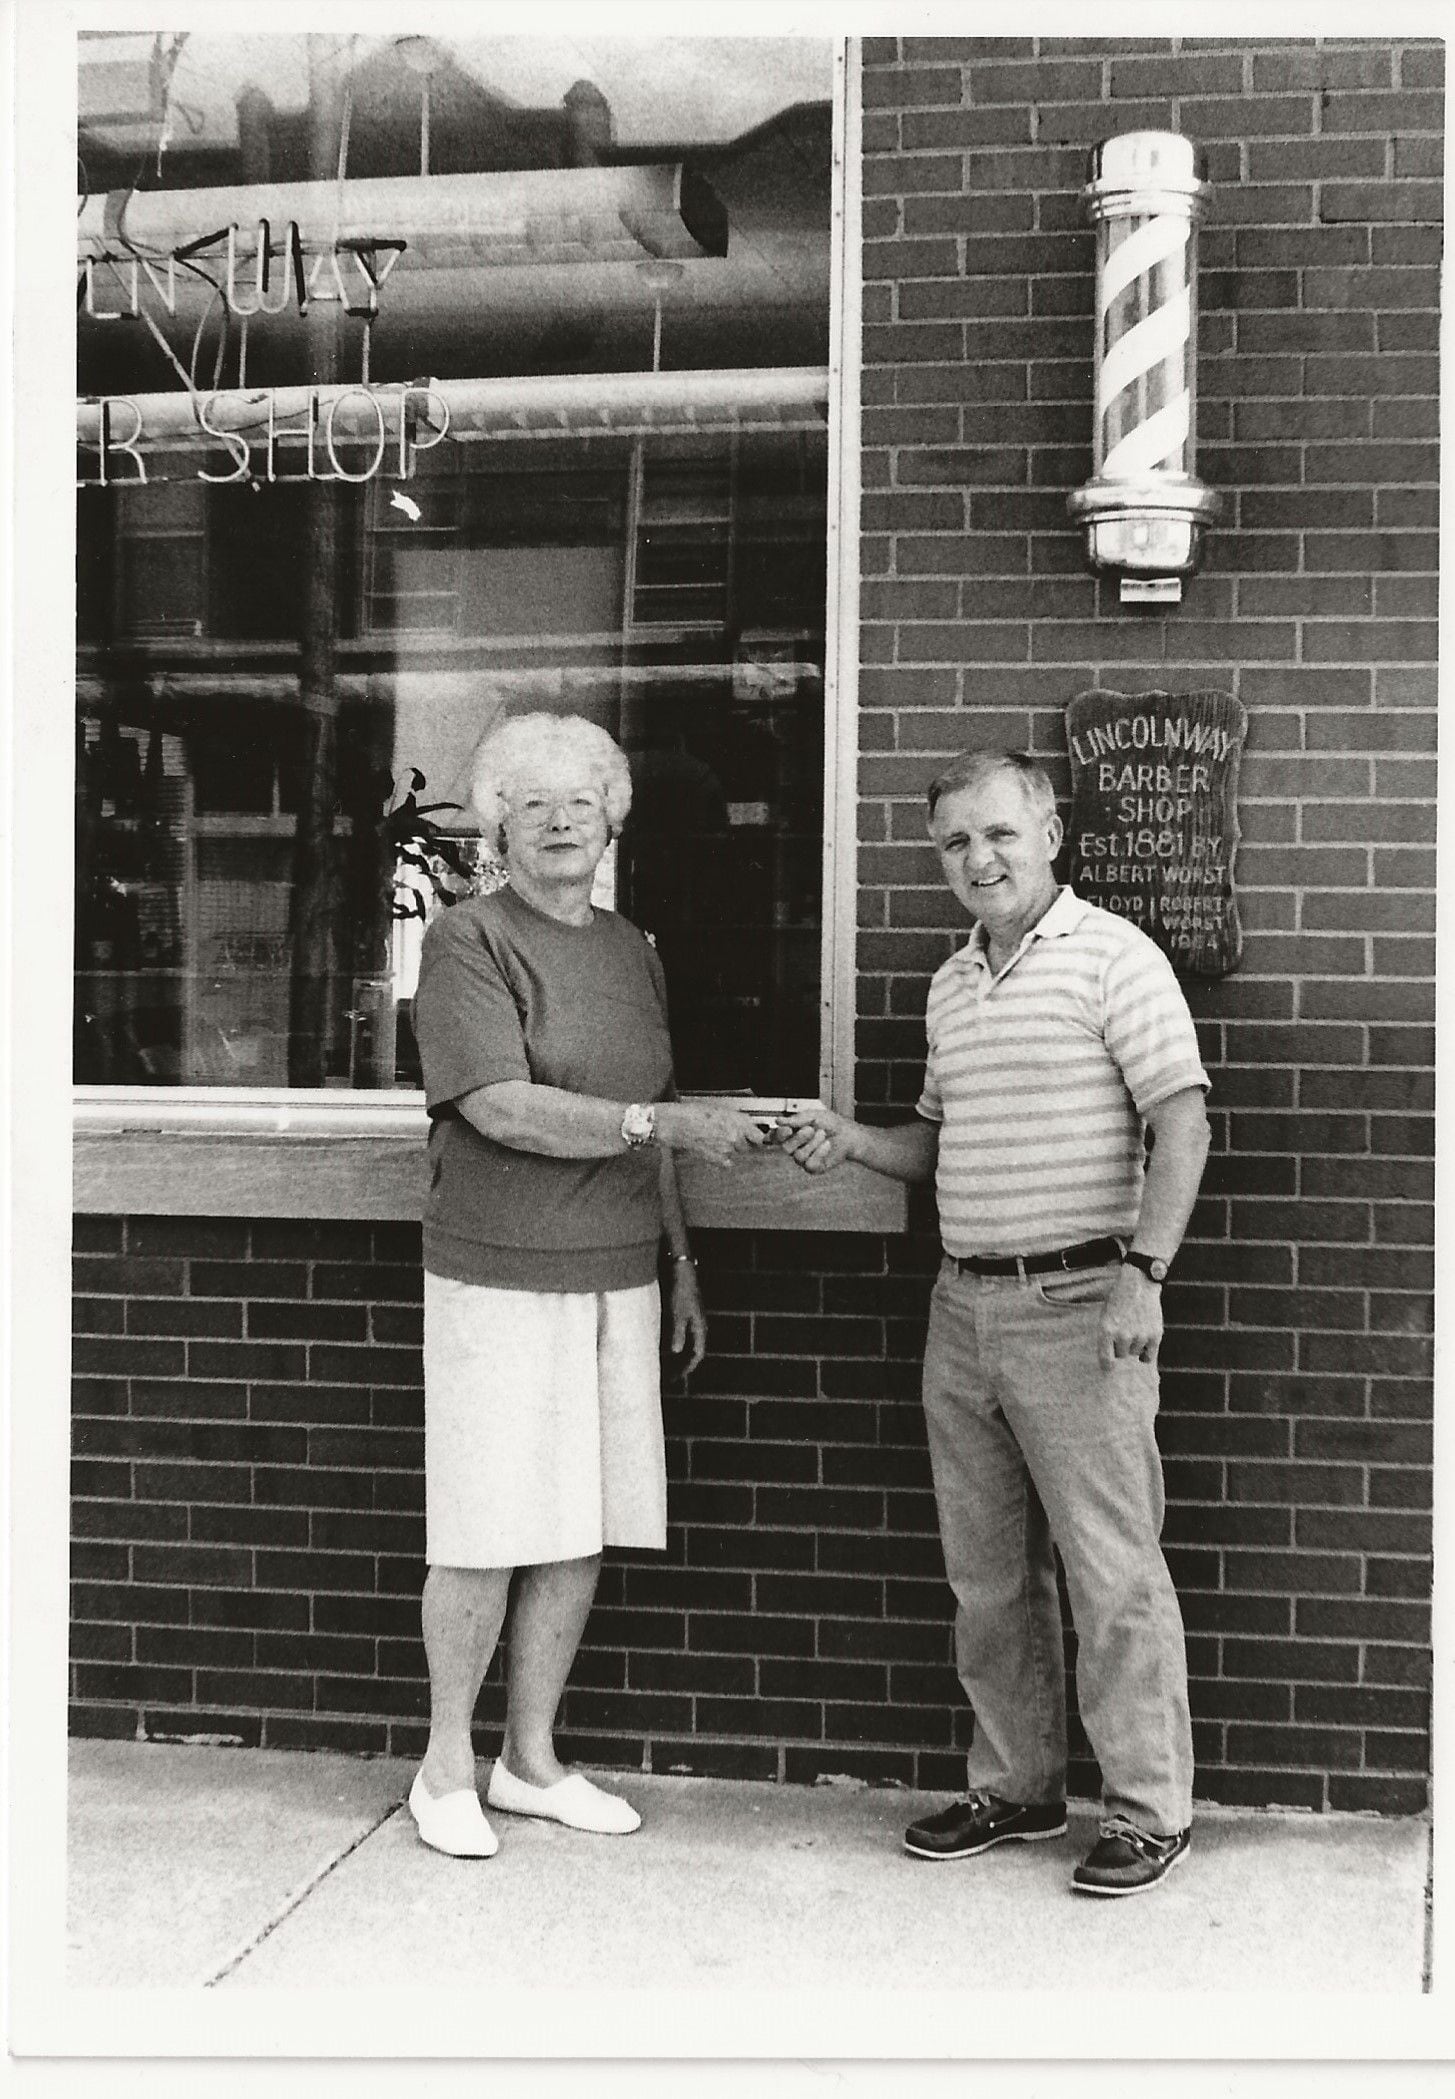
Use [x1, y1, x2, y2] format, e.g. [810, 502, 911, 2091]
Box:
[422, 1271, 667, 1568]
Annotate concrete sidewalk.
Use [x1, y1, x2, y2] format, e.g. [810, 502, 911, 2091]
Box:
[66, 1739, 1432, 1995]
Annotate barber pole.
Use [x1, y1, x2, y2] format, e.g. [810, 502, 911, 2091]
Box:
[1068, 133, 1220, 594]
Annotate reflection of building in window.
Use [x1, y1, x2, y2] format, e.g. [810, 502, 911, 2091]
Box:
[75, 34, 833, 1095]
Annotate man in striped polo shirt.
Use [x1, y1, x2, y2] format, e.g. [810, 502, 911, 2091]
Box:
[785, 748, 1211, 1897]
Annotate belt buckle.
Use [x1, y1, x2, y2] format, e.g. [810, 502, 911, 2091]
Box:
[1014, 1254, 1029, 1282]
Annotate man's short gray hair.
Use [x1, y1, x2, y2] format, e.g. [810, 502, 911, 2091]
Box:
[926, 748, 1058, 823]
[469, 711, 634, 833]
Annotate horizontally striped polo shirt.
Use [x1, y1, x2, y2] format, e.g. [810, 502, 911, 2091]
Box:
[915, 888, 1209, 1257]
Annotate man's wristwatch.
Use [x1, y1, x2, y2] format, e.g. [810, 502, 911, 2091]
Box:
[621, 1102, 657, 1149]
[1122, 1249, 1170, 1285]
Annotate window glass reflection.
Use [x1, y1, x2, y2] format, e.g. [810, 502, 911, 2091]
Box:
[76, 33, 833, 1095]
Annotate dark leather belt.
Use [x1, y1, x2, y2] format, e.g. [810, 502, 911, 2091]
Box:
[950, 1236, 1124, 1279]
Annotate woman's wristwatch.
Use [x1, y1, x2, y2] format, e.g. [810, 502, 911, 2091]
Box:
[1122, 1249, 1170, 1284]
[621, 1102, 657, 1148]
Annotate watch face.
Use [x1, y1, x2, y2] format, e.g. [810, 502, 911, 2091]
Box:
[1149, 1258, 1168, 1283]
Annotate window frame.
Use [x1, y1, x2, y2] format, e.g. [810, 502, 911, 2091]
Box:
[72, 40, 903, 1231]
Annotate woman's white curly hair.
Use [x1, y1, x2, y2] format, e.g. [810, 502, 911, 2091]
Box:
[469, 711, 634, 841]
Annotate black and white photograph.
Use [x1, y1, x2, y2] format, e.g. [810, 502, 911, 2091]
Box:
[5, 0, 1452, 2074]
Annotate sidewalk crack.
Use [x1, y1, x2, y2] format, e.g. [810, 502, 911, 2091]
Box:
[203, 1798, 408, 1988]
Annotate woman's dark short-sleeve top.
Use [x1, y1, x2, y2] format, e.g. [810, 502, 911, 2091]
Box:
[413, 885, 676, 1291]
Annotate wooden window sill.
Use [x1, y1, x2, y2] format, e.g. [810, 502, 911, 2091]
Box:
[71, 1108, 907, 1233]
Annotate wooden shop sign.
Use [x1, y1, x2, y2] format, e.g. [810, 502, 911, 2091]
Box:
[1066, 688, 1247, 977]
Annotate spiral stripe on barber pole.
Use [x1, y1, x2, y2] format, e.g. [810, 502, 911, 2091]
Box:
[1100, 288, 1189, 417]
[1099, 212, 1189, 309]
[1096, 210, 1193, 481]
[1102, 393, 1191, 481]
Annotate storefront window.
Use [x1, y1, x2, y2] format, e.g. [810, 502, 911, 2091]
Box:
[76, 33, 836, 1098]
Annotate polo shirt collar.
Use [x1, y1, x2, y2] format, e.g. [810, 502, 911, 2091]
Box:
[958, 884, 1087, 978]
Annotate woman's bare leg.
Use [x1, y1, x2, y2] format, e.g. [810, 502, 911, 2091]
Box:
[499, 1554, 602, 1787]
[419, 1563, 511, 1796]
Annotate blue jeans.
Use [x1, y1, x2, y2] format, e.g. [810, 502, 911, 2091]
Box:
[921, 1259, 1194, 1835]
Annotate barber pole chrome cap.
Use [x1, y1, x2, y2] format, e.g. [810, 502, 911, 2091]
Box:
[1068, 132, 1222, 579]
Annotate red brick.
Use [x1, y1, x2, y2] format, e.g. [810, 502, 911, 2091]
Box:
[896, 621, 1028, 663]
[1215, 184, 1319, 227]
[1308, 535, 1438, 578]
[1392, 137, 1443, 179]
[1035, 99, 1173, 148]
[1181, 94, 1318, 138]
[1302, 626, 1438, 666]
[1373, 671, 1438, 712]
[73, 1255, 184, 1296]
[863, 322, 965, 366]
[1369, 1468, 1432, 1512]
[1312, 354, 1439, 399]
[862, 66, 964, 110]
[1227, 1723, 1361, 1768]
[310, 1264, 421, 1303]
[1250, 139, 1390, 185]
[863, 200, 900, 241]
[1377, 583, 1444, 621]
[862, 238, 961, 281]
[1399, 45, 1444, 87]
[1110, 52, 1245, 96]
[1372, 229, 1443, 271]
[1199, 1766, 1327, 1810]
[1223, 1552, 1360, 1596]
[1253, 48, 1393, 91]
[863, 153, 961, 196]
[1307, 440, 1438, 486]
[1363, 1645, 1432, 1689]
[1321, 181, 1443, 223]
[1306, 265, 1441, 313]
[190, 1262, 309, 1302]
[73, 1336, 186, 1378]
[1321, 89, 1444, 134]
[902, 106, 1033, 150]
[904, 39, 1032, 61]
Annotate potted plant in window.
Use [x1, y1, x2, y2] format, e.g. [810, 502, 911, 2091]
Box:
[348, 769, 498, 1088]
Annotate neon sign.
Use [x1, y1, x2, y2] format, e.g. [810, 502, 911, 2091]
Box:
[79, 225, 407, 324]
[76, 382, 451, 487]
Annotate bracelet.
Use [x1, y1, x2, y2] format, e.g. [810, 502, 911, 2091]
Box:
[668, 1250, 695, 1265]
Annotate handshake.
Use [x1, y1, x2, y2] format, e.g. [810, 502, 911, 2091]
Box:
[659, 1097, 856, 1172]
[743, 1099, 859, 1176]
[671, 1097, 930, 1184]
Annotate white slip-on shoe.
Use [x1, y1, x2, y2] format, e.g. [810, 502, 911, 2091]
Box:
[486, 1761, 641, 1835]
[407, 1771, 499, 1858]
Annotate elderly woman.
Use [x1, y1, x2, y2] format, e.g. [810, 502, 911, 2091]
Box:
[407, 711, 763, 1858]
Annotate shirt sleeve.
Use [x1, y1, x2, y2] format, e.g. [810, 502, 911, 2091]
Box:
[1101, 933, 1211, 1116]
[413, 908, 530, 1113]
[914, 993, 944, 1125]
[642, 937, 680, 1103]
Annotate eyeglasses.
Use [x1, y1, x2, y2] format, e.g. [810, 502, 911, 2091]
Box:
[509, 791, 605, 831]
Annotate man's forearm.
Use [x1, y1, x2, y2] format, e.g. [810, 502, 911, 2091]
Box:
[850, 1117, 940, 1184]
[1132, 1089, 1211, 1259]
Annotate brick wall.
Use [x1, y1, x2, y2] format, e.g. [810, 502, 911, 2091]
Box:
[72, 1217, 989, 1790]
[853, 35, 1439, 1809]
[70, 37, 1439, 1813]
